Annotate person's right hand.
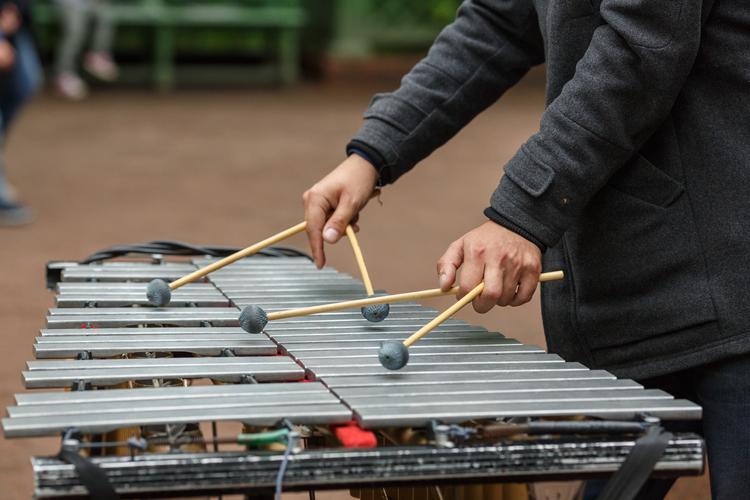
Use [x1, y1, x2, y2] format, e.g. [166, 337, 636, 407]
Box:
[303, 154, 379, 268]
[0, 39, 15, 71]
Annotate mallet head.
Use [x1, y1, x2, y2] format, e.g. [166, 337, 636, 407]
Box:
[378, 340, 409, 370]
[239, 305, 268, 334]
[361, 303, 390, 323]
[146, 279, 172, 307]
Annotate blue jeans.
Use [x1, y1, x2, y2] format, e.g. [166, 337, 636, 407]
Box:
[585, 353, 750, 499]
[0, 28, 42, 198]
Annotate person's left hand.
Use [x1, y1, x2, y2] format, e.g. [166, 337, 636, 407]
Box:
[437, 221, 542, 313]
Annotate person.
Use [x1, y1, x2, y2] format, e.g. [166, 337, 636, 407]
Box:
[53, 0, 117, 100]
[0, 0, 41, 226]
[301, 1, 749, 499]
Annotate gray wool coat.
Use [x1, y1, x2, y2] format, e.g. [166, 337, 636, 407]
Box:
[347, 0, 750, 379]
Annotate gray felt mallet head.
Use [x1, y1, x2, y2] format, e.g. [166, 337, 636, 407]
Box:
[146, 279, 172, 307]
[378, 340, 409, 370]
[361, 303, 390, 323]
[239, 304, 268, 334]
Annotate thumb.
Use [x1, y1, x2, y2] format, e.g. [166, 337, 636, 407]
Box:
[437, 240, 464, 291]
[323, 197, 359, 244]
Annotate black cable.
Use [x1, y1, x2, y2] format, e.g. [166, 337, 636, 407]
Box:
[80, 240, 312, 264]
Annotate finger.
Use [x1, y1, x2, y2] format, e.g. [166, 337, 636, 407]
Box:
[498, 262, 522, 306]
[303, 193, 330, 269]
[458, 245, 484, 301]
[436, 240, 463, 291]
[510, 270, 540, 307]
[323, 195, 359, 244]
[474, 263, 501, 314]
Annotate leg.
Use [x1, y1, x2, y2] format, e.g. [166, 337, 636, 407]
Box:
[0, 28, 42, 134]
[692, 354, 750, 499]
[83, 0, 118, 82]
[54, 0, 90, 77]
[89, 0, 115, 55]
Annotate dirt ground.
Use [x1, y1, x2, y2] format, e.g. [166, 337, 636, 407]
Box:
[0, 81, 709, 498]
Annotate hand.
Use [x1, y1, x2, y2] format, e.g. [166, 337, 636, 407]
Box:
[437, 221, 542, 313]
[303, 154, 379, 268]
[0, 39, 15, 71]
[0, 4, 20, 36]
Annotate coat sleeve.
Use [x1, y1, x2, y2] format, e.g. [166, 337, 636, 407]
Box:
[488, 0, 707, 248]
[347, 0, 545, 185]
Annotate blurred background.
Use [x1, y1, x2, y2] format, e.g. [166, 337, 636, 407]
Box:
[0, 1, 708, 498]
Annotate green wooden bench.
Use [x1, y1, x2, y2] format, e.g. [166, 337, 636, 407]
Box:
[32, 0, 307, 90]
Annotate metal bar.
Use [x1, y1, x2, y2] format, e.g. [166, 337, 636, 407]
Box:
[39, 327, 248, 337]
[23, 365, 304, 388]
[56, 296, 230, 307]
[321, 370, 617, 388]
[345, 389, 674, 409]
[331, 379, 642, 399]
[8, 392, 340, 418]
[300, 353, 564, 368]
[15, 381, 330, 406]
[26, 357, 296, 370]
[4, 403, 352, 438]
[354, 398, 703, 427]
[34, 339, 277, 358]
[308, 361, 587, 378]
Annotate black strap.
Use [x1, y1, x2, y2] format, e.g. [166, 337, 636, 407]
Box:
[597, 426, 673, 500]
[57, 449, 119, 500]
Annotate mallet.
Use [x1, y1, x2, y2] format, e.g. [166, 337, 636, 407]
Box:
[238, 270, 564, 334]
[345, 225, 389, 323]
[146, 222, 308, 307]
[378, 271, 565, 370]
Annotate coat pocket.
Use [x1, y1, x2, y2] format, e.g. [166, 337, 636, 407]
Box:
[565, 155, 717, 351]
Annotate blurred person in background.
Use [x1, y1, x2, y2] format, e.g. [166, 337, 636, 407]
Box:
[0, 0, 41, 226]
[53, 0, 118, 100]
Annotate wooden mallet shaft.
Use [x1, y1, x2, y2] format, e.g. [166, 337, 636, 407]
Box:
[403, 283, 484, 347]
[266, 270, 564, 322]
[345, 225, 375, 296]
[402, 270, 564, 347]
[169, 221, 308, 290]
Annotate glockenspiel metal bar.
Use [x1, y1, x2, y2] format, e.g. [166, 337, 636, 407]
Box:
[285, 345, 542, 357]
[261, 320, 481, 333]
[331, 378, 643, 398]
[39, 327, 247, 337]
[23, 357, 304, 388]
[26, 356, 294, 371]
[8, 391, 339, 418]
[345, 388, 673, 409]
[3, 402, 352, 438]
[57, 282, 219, 293]
[14, 380, 328, 406]
[270, 332, 505, 343]
[308, 361, 585, 378]
[45, 311, 240, 329]
[55, 295, 230, 307]
[299, 353, 565, 369]
[61, 270, 194, 282]
[354, 398, 703, 427]
[34, 335, 277, 358]
[321, 370, 617, 388]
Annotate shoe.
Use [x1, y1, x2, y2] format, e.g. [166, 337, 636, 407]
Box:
[55, 73, 89, 100]
[83, 52, 119, 82]
[0, 198, 33, 226]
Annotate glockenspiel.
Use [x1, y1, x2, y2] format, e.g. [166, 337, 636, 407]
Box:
[2, 245, 704, 498]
